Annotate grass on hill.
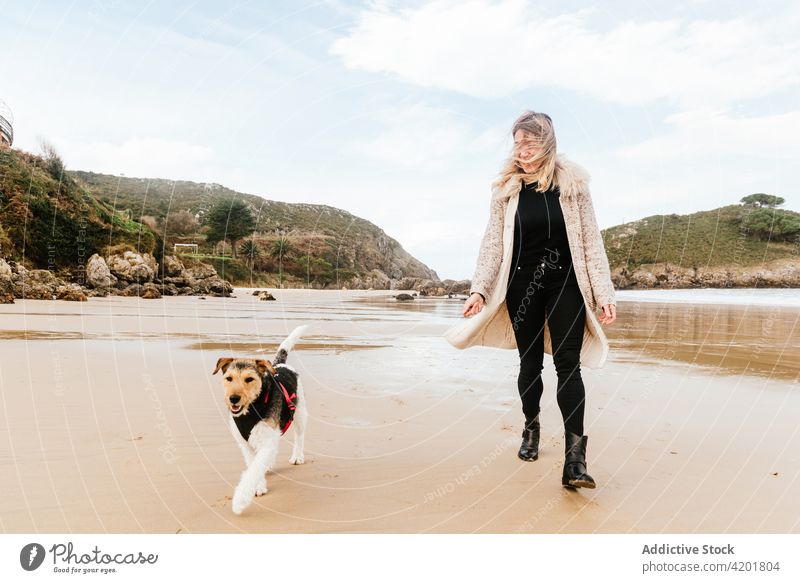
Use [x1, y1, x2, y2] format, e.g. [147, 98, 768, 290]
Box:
[604, 204, 799, 270]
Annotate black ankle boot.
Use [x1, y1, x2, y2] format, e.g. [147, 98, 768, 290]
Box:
[562, 431, 596, 488]
[518, 415, 540, 461]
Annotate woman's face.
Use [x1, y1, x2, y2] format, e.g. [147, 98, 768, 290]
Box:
[513, 129, 543, 173]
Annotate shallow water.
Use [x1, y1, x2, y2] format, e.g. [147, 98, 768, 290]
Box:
[360, 289, 800, 382]
[617, 287, 800, 308]
[1, 287, 797, 386]
[606, 300, 799, 381]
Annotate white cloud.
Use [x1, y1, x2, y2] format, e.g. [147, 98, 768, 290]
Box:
[330, 0, 800, 108]
[617, 109, 800, 162]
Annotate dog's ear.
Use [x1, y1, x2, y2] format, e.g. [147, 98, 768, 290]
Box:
[254, 359, 277, 377]
[212, 357, 234, 375]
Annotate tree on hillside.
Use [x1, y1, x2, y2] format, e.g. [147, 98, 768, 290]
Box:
[164, 209, 200, 236]
[239, 238, 261, 270]
[740, 193, 785, 208]
[204, 200, 256, 258]
[139, 215, 159, 231]
[743, 209, 800, 241]
[269, 236, 293, 286]
[38, 139, 66, 182]
[269, 237, 294, 259]
[297, 254, 333, 285]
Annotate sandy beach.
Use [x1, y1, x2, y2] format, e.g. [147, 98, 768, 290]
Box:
[1, 288, 798, 533]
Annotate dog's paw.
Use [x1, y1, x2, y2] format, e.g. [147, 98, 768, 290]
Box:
[289, 453, 305, 465]
[231, 489, 252, 515]
[255, 479, 268, 496]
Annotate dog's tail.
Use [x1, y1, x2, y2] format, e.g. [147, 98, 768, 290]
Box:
[274, 324, 310, 365]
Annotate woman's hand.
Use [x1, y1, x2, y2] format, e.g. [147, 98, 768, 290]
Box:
[598, 303, 616, 325]
[463, 292, 485, 317]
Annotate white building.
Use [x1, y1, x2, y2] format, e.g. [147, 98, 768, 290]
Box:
[0, 99, 13, 147]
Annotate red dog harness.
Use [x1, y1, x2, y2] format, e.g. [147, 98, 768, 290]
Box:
[262, 361, 297, 434]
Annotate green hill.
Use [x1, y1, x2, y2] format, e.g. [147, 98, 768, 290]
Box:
[0, 147, 158, 273]
[70, 170, 439, 284]
[604, 204, 799, 270]
[0, 146, 439, 287]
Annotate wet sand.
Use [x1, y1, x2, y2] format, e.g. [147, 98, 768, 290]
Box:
[0, 288, 798, 533]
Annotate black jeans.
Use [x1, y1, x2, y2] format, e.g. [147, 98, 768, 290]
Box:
[504, 247, 587, 435]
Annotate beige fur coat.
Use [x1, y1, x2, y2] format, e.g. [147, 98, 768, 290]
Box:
[443, 153, 616, 369]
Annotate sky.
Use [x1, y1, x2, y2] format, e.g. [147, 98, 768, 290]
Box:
[1, 0, 798, 281]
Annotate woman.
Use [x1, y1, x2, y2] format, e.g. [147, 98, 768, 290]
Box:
[443, 110, 617, 489]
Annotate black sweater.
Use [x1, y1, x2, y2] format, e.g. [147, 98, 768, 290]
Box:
[510, 180, 574, 271]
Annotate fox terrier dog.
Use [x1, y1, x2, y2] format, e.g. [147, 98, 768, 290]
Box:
[213, 324, 309, 515]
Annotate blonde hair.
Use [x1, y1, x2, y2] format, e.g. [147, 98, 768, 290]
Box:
[492, 110, 561, 194]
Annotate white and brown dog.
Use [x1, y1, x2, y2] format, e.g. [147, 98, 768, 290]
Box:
[213, 324, 309, 515]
